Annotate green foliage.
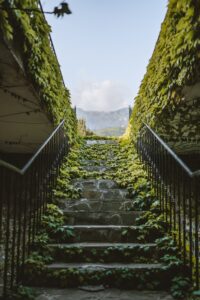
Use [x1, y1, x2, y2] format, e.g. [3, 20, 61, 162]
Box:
[51, 244, 158, 264]
[161, 254, 183, 270]
[136, 212, 167, 241]
[41, 204, 64, 231]
[128, 0, 200, 146]
[127, 194, 153, 211]
[22, 139, 192, 298]
[0, 0, 77, 142]
[22, 266, 168, 290]
[27, 251, 53, 265]
[23, 204, 75, 284]
[83, 135, 117, 140]
[7, 286, 37, 300]
[53, 140, 84, 199]
[32, 233, 49, 250]
[77, 119, 95, 136]
[105, 143, 155, 206]
[40, 204, 74, 242]
[24, 254, 46, 281]
[155, 236, 192, 298]
[171, 276, 191, 299]
[156, 236, 178, 255]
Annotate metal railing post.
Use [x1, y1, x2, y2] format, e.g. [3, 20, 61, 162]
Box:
[136, 123, 200, 289]
[0, 120, 68, 296]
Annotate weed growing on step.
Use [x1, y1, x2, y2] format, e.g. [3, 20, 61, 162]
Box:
[23, 266, 170, 290]
[6, 286, 38, 300]
[23, 204, 75, 286]
[22, 141, 87, 287]
[102, 141, 192, 298]
[66, 140, 192, 297]
[40, 204, 74, 242]
[21, 139, 192, 299]
[50, 243, 159, 264]
[53, 140, 84, 200]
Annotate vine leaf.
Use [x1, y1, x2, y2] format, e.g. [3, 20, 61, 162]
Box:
[54, 2, 72, 17]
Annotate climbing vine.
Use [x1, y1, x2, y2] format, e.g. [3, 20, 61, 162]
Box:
[128, 0, 200, 152]
[20, 138, 192, 298]
[0, 0, 77, 143]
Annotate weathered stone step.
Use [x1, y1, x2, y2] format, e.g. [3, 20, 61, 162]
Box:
[49, 242, 156, 248]
[30, 288, 175, 300]
[81, 188, 129, 200]
[80, 159, 107, 166]
[59, 199, 133, 212]
[81, 166, 109, 172]
[73, 179, 118, 190]
[48, 242, 159, 263]
[62, 225, 146, 243]
[64, 211, 141, 225]
[24, 262, 169, 289]
[86, 140, 118, 145]
[47, 262, 163, 271]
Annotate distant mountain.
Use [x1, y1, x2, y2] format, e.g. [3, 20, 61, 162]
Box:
[76, 107, 130, 132]
[94, 127, 126, 137]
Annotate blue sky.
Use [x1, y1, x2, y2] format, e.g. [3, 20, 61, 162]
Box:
[42, 0, 168, 111]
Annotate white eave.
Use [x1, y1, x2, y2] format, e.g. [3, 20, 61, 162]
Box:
[0, 35, 54, 154]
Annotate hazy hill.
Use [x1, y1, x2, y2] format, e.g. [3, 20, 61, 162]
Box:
[94, 127, 126, 137]
[76, 107, 129, 134]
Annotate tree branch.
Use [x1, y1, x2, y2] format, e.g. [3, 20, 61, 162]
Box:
[0, 2, 72, 17]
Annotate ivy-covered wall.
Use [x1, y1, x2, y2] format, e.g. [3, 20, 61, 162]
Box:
[128, 0, 200, 153]
[0, 0, 77, 143]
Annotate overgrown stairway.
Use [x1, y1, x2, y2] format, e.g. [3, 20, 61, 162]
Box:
[22, 139, 189, 299]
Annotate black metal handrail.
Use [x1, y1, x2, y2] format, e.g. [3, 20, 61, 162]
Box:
[144, 123, 200, 177]
[0, 120, 68, 296]
[0, 120, 65, 175]
[137, 123, 200, 289]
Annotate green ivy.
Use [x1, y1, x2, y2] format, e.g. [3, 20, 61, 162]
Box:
[128, 0, 200, 150]
[0, 0, 77, 143]
[7, 286, 38, 300]
[22, 139, 192, 298]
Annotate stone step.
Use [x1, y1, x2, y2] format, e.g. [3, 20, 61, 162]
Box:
[48, 242, 159, 263]
[80, 159, 107, 166]
[31, 288, 175, 300]
[59, 198, 133, 212]
[64, 211, 141, 225]
[81, 166, 109, 172]
[24, 262, 170, 289]
[63, 225, 145, 243]
[73, 179, 118, 190]
[86, 140, 118, 145]
[47, 262, 163, 271]
[81, 188, 129, 200]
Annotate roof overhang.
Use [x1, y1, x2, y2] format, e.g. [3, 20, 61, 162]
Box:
[0, 36, 54, 154]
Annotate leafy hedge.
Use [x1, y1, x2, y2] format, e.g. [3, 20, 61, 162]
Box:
[128, 0, 200, 150]
[0, 0, 77, 143]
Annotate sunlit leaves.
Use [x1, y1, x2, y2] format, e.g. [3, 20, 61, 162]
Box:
[0, 0, 77, 142]
[128, 0, 200, 143]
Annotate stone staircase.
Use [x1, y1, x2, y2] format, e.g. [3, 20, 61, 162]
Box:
[23, 140, 176, 298]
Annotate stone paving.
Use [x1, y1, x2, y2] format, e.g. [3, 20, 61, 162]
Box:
[35, 288, 174, 300]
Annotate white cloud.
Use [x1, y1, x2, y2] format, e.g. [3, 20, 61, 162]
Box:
[71, 80, 132, 111]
